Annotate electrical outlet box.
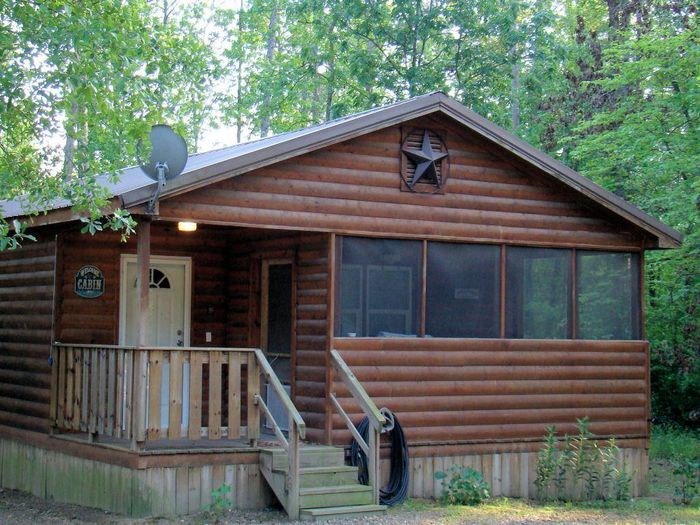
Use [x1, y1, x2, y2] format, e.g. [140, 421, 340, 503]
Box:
[205, 331, 212, 343]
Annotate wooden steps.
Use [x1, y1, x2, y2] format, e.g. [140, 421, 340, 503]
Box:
[259, 446, 387, 521]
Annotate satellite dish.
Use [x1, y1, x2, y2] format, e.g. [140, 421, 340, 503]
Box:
[138, 125, 188, 214]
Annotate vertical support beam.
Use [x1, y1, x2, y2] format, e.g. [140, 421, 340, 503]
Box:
[420, 240, 427, 337]
[499, 244, 506, 338]
[368, 423, 381, 505]
[49, 232, 64, 434]
[324, 233, 336, 444]
[639, 246, 646, 340]
[287, 420, 300, 520]
[132, 217, 151, 447]
[571, 249, 577, 340]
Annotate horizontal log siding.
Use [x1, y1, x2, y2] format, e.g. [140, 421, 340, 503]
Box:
[331, 338, 650, 451]
[56, 224, 228, 347]
[224, 230, 329, 442]
[0, 239, 56, 432]
[158, 116, 643, 250]
[294, 235, 329, 443]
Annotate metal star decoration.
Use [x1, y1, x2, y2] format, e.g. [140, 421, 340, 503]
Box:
[401, 130, 448, 189]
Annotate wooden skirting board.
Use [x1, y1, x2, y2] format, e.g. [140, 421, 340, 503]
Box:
[0, 436, 272, 517]
[387, 447, 648, 500]
[0, 433, 647, 517]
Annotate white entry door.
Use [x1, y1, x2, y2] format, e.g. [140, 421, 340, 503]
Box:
[119, 255, 192, 432]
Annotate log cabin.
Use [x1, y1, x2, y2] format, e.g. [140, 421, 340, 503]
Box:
[0, 92, 682, 519]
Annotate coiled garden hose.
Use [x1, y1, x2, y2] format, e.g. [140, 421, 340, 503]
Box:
[349, 408, 410, 506]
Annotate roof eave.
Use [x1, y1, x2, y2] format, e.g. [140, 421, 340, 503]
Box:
[71, 91, 681, 249]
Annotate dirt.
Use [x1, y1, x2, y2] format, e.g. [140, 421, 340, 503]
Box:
[0, 487, 697, 525]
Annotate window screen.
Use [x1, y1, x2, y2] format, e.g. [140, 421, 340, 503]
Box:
[577, 251, 640, 340]
[339, 237, 422, 337]
[426, 242, 500, 338]
[506, 247, 571, 339]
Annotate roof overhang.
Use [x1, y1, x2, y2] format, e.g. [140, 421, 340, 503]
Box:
[4, 92, 682, 248]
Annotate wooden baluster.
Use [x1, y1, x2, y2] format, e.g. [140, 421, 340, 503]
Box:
[80, 349, 89, 432]
[97, 347, 107, 435]
[247, 353, 260, 445]
[147, 350, 163, 440]
[49, 345, 59, 428]
[209, 351, 222, 439]
[114, 349, 124, 438]
[168, 350, 183, 439]
[72, 349, 83, 431]
[227, 353, 241, 440]
[89, 348, 98, 440]
[64, 346, 74, 428]
[188, 352, 203, 440]
[124, 350, 134, 441]
[56, 347, 66, 427]
[106, 349, 116, 436]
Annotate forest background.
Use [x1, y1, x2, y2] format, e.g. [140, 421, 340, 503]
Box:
[1, 0, 698, 426]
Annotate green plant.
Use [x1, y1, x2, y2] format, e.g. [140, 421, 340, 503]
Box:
[672, 459, 700, 505]
[435, 466, 490, 505]
[208, 483, 233, 513]
[534, 420, 632, 502]
[534, 426, 558, 499]
[650, 425, 700, 462]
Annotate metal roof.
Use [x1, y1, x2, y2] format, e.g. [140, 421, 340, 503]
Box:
[1, 92, 682, 247]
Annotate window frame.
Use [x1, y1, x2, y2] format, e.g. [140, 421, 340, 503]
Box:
[334, 235, 644, 341]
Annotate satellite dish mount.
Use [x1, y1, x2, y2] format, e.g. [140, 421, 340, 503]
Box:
[138, 125, 188, 215]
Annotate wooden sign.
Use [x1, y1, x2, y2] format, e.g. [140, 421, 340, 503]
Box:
[74, 265, 105, 298]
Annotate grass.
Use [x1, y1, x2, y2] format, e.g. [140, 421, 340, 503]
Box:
[395, 495, 700, 524]
[650, 425, 700, 462]
[391, 426, 700, 524]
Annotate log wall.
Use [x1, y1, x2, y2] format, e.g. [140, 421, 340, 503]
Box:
[0, 238, 56, 432]
[223, 229, 330, 442]
[55, 223, 229, 347]
[332, 338, 650, 454]
[158, 114, 644, 250]
[53, 225, 329, 440]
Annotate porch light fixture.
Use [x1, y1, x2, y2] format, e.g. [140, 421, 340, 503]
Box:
[178, 221, 197, 232]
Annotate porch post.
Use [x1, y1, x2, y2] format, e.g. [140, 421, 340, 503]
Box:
[132, 216, 151, 448]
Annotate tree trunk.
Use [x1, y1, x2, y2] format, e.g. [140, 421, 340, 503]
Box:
[237, 0, 244, 143]
[62, 101, 79, 179]
[260, 0, 278, 136]
[511, 54, 520, 132]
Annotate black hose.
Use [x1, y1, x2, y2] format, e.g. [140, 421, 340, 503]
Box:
[349, 409, 410, 506]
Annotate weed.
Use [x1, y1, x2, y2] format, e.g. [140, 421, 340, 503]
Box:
[533, 418, 631, 502]
[435, 466, 491, 505]
[672, 458, 700, 505]
[208, 483, 233, 513]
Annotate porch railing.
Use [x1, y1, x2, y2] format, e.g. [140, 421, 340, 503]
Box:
[330, 349, 385, 505]
[50, 344, 304, 449]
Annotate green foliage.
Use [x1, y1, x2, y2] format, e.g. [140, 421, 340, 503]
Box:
[208, 483, 233, 513]
[534, 418, 631, 501]
[1, 0, 697, 426]
[650, 426, 700, 462]
[435, 466, 491, 506]
[0, 0, 219, 248]
[672, 459, 700, 505]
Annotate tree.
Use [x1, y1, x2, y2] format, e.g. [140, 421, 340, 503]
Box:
[0, 0, 219, 246]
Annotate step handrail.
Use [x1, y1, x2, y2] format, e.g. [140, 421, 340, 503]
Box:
[253, 348, 306, 439]
[330, 349, 385, 505]
[253, 348, 305, 519]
